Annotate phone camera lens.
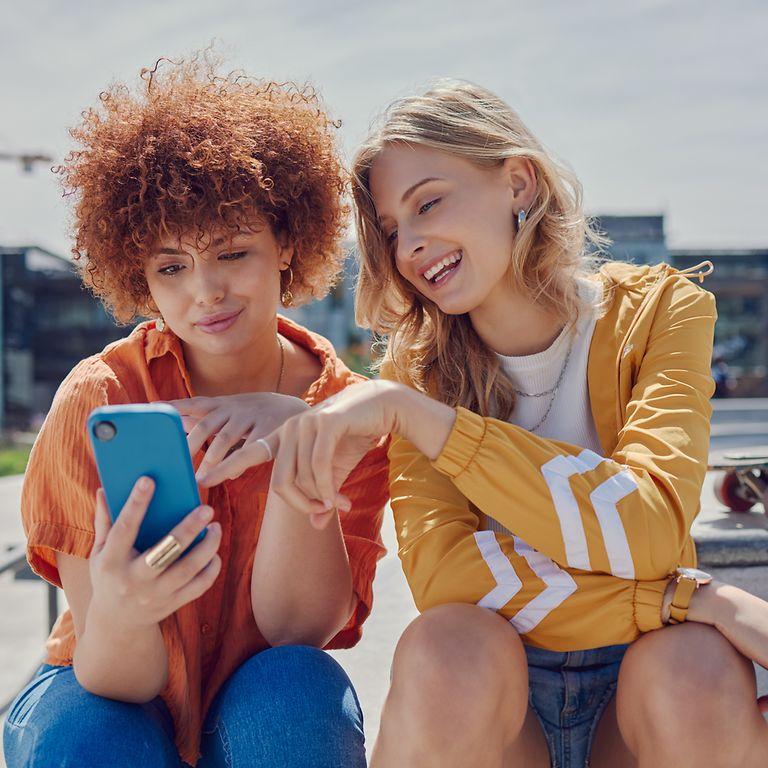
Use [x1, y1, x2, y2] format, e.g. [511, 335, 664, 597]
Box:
[94, 421, 117, 441]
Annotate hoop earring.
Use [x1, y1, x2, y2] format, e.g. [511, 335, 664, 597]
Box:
[517, 209, 527, 230]
[155, 316, 166, 332]
[281, 266, 295, 307]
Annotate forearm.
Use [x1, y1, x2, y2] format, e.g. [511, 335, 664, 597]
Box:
[388, 383, 456, 461]
[73, 604, 168, 703]
[251, 490, 355, 647]
[665, 580, 768, 669]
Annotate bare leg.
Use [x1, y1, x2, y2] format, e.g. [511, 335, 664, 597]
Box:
[612, 623, 768, 767]
[589, 695, 638, 768]
[370, 603, 550, 768]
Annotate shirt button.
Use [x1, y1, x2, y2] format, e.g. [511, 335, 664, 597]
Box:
[201, 623, 212, 636]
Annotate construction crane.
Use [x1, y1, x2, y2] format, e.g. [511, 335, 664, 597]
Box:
[0, 151, 54, 173]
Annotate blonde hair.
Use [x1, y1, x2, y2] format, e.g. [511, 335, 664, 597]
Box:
[352, 79, 607, 418]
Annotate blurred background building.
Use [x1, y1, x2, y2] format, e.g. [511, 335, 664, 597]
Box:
[595, 215, 768, 397]
[0, 246, 124, 432]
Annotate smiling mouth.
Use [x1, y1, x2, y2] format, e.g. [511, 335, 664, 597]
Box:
[423, 250, 463, 284]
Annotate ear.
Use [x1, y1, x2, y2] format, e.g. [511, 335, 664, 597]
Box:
[502, 157, 538, 213]
[278, 236, 295, 269]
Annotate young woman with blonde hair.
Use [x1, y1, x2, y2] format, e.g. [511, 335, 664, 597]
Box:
[186, 80, 768, 767]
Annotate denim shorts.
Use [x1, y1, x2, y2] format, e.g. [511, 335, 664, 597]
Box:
[524, 642, 630, 768]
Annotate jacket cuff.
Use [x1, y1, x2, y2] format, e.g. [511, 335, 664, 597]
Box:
[431, 407, 487, 478]
[633, 577, 673, 632]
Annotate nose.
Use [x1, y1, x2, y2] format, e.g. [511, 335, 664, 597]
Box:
[193, 261, 226, 306]
[396, 224, 427, 266]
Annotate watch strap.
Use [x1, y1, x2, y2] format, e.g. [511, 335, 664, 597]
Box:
[668, 576, 698, 624]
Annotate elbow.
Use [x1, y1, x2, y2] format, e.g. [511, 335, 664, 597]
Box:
[633, 542, 684, 582]
[254, 598, 355, 650]
[260, 621, 343, 649]
[72, 662, 165, 704]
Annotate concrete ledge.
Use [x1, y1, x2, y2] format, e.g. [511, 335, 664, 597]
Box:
[692, 474, 768, 567]
[695, 533, 768, 567]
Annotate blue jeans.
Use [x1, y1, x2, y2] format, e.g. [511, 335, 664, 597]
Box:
[525, 642, 630, 768]
[3, 645, 366, 768]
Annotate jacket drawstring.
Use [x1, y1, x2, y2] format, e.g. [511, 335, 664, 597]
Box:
[677, 260, 714, 283]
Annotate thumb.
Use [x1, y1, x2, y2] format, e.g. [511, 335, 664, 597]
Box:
[92, 489, 112, 555]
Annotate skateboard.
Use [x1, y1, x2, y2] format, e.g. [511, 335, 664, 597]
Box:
[709, 446, 768, 514]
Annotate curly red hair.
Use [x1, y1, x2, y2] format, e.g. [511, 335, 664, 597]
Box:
[58, 53, 348, 323]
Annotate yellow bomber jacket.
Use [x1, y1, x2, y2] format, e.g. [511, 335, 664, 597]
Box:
[382, 261, 716, 651]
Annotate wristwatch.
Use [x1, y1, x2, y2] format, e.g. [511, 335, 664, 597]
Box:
[667, 567, 713, 624]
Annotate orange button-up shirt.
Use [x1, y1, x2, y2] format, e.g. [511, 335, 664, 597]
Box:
[21, 316, 389, 765]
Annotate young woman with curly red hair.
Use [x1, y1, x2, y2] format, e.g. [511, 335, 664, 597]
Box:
[3, 56, 388, 768]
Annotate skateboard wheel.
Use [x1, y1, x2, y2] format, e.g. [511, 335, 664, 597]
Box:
[714, 471, 755, 512]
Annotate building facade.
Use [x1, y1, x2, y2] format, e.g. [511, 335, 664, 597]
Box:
[596, 215, 768, 396]
[0, 246, 126, 431]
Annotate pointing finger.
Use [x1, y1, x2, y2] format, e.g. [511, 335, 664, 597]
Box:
[197, 431, 279, 486]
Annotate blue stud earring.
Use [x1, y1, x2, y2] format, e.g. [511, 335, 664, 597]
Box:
[517, 209, 527, 229]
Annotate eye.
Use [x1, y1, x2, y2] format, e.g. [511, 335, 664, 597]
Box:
[219, 250, 248, 261]
[386, 229, 398, 245]
[418, 198, 440, 215]
[158, 264, 184, 276]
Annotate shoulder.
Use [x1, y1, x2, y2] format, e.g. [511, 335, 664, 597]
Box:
[594, 260, 716, 328]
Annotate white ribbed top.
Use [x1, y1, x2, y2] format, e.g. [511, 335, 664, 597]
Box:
[482, 279, 604, 536]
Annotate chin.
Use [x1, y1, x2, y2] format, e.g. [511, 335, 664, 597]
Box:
[433, 294, 480, 316]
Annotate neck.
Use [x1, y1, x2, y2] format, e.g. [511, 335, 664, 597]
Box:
[183, 320, 283, 397]
[469, 280, 565, 356]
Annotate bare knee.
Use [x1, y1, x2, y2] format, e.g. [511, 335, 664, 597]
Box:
[617, 623, 758, 760]
[390, 604, 529, 725]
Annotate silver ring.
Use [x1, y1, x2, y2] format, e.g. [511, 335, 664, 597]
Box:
[255, 438, 273, 463]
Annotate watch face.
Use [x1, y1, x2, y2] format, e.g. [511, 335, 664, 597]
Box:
[678, 567, 713, 584]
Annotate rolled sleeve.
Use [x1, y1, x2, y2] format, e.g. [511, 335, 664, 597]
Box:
[21, 358, 129, 586]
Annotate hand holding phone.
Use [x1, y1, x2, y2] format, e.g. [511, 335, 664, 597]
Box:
[85, 404, 223, 627]
[87, 477, 222, 630]
[88, 404, 205, 553]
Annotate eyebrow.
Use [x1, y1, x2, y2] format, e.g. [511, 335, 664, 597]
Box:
[378, 177, 444, 225]
[154, 235, 248, 257]
[401, 177, 442, 204]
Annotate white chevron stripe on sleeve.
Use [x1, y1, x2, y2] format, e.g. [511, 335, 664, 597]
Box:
[473, 531, 523, 611]
[510, 536, 577, 635]
[590, 469, 637, 579]
[541, 449, 638, 579]
[540, 451, 602, 571]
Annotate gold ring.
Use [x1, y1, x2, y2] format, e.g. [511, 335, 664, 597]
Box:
[144, 535, 183, 571]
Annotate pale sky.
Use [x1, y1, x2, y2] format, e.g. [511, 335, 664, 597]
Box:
[1, 0, 766, 255]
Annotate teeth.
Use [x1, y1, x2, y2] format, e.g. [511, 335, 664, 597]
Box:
[424, 251, 462, 281]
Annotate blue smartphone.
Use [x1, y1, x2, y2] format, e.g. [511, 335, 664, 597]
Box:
[87, 403, 205, 554]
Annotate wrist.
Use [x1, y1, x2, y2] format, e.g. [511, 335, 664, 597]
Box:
[390, 385, 456, 460]
[87, 597, 158, 637]
[687, 580, 739, 631]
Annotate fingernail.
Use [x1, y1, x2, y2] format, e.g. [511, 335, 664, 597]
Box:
[207, 522, 221, 534]
[198, 506, 214, 521]
[138, 476, 151, 491]
[323, 499, 333, 511]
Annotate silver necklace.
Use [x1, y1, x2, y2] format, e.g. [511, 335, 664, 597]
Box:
[512, 328, 575, 433]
